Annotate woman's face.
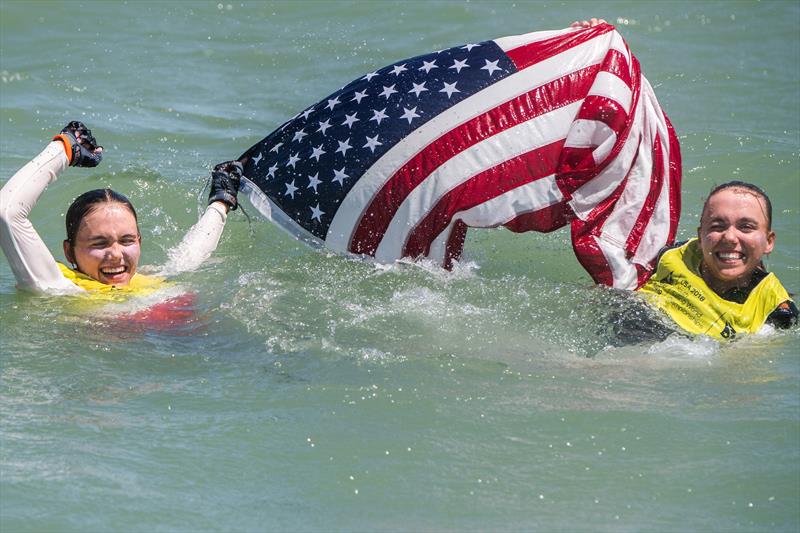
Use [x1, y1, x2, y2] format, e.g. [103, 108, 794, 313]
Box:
[697, 188, 775, 291]
[63, 203, 141, 286]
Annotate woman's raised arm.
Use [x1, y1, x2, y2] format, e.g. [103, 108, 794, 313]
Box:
[0, 122, 102, 293]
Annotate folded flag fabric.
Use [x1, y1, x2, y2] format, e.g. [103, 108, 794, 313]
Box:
[239, 23, 681, 290]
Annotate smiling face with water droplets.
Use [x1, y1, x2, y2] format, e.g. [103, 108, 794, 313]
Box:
[697, 187, 775, 294]
[63, 203, 141, 286]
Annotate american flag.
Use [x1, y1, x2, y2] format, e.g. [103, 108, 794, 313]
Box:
[239, 23, 681, 290]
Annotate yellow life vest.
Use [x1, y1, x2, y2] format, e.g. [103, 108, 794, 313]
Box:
[638, 239, 791, 340]
[57, 262, 165, 302]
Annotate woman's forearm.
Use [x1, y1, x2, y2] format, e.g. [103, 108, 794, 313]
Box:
[160, 201, 229, 275]
[0, 142, 80, 293]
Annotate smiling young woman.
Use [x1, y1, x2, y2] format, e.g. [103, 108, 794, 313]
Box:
[696, 183, 775, 295]
[0, 121, 242, 301]
[638, 181, 797, 340]
[61, 189, 142, 287]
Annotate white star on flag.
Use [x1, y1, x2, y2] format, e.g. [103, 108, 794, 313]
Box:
[362, 71, 379, 82]
[332, 167, 349, 186]
[399, 107, 421, 124]
[379, 85, 398, 99]
[284, 180, 298, 198]
[286, 153, 300, 168]
[440, 81, 460, 98]
[267, 163, 278, 178]
[307, 173, 321, 192]
[461, 43, 480, 52]
[326, 96, 341, 110]
[300, 107, 315, 120]
[310, 203, 324, 222]
[449, 58, 469, 73]
[342, 112, 360, 128]
[335, 138, 353, 156]
[270, 142, 283, 153]
[370, 108, 389, 125]
[481, 59, 502, 76]
[363, 135, 382, 153]
[317, 119, 332, 135]
[389, 64, 408, 76]
[310, 145, 326, 161]
[292, 129, 307, 143]
[418, 59, 438, 73]
[251, 152, 263, 166]
[408, 82, 428, 97]
[352, 90, 368, 104]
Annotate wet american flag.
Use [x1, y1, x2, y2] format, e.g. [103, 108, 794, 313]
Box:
[239, 23, 681, 289]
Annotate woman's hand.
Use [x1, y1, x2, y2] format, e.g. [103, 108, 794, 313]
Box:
[208, 160, 243, 212]
[571, 18, 608, 29]
[53, 121, 103, 167]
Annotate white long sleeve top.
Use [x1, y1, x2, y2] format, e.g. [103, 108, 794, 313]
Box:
[0, 141, 228, 294]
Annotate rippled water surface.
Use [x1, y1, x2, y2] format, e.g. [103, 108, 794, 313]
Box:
[1, 1, 798, 531]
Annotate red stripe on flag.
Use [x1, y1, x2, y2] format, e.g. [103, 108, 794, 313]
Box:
[560, 146, 599, 175]
[635, 264, 653, 289]
[443, 220, 468, 270]
[571, 231, 615, 286]
[599, 49, 632, 88]
[503, 201, 571, 233]
[577, 95, 629, 133]
[350, 66, 599, 257]
[665, 115, 682, 247]
[402, 140, 564, 258]
[505, 24, 616, 71]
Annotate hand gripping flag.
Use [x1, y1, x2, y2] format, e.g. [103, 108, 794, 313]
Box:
[238, 23, 681, 290]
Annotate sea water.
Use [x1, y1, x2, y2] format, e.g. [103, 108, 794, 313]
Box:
[1, 1, 798, 531]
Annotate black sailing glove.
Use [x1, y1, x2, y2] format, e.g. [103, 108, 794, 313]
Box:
[53, 121, 103, 167]
[208, 160, 243, 211]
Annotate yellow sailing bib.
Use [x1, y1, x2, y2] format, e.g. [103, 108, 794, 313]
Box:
[638, 239, 791, 340]
[57, 262, 165, 302]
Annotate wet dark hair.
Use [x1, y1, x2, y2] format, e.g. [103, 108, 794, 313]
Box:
[65, 189, 138, 245]
[701, 181, 773, 230]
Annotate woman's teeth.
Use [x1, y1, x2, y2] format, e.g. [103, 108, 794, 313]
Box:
[101, 266, 126, 275]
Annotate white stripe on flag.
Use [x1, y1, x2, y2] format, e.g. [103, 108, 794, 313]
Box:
[595, 234, 638, 289]
[374, 102, 582, 262]
[494, 27, 579, 51]
[563, 118, 617, 148]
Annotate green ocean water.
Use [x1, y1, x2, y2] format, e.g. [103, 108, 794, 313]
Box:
[1, 1, 798, 531]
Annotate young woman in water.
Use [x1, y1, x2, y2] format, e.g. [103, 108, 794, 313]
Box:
[0, 121, 241, 296]
[637, 182, 797, 340]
